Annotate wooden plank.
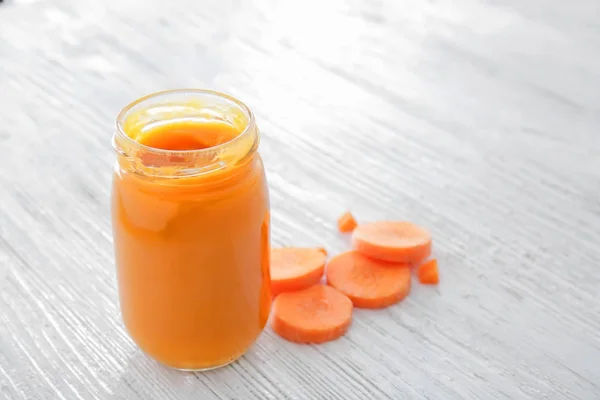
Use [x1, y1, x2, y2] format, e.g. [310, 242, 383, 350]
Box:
[1, 0, 599, 398]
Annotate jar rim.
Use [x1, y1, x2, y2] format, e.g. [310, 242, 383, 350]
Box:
[114, 88, 256, 156]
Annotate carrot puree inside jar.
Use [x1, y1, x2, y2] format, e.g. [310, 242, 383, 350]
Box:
[111, 90, 271, 371]
[134, 119, 240, 150]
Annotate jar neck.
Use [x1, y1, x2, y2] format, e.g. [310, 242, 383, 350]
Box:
[113, 90, 258, 180]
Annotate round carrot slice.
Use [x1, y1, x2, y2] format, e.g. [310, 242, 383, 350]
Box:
[352, 221, 432, 263]
[270, 248, 327, 296]
[271, 284, 353, 344]
[326, 250, 411, 309]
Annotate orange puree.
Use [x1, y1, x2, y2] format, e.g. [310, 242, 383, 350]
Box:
[135, 120, 239, 150]
[112, 93, 271, 370]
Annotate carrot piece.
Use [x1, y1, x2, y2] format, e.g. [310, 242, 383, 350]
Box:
[326, 250, 411, 309]
[417, 259, 439, 284]
[337, 211, 358, 233]
[271, 284, 353, 343]
[270, 248, 327, 296]
[352, 221, 432, 264]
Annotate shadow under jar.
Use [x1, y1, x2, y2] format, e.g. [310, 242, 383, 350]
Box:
[111, 90, 271, 371]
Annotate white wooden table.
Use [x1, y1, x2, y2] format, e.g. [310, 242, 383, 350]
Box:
[1, 0, 599, 398]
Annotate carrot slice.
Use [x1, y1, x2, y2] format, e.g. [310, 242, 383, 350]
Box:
[326, 250, 411, 309]
[352, 221, 431, 263]
[417, 259, 439, 284]
[270, 248, 327, 296]
[271, 284, 353, 343]
[337, 211, 358, 233]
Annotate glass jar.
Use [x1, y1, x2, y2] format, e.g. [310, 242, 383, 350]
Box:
[111, 89, 271, 371]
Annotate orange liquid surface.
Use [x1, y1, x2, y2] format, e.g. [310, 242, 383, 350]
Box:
[136, 120, 239, 150]
[112, 119, 271, 370]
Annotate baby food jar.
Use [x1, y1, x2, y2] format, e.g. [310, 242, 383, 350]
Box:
[111, 90, 271, 371]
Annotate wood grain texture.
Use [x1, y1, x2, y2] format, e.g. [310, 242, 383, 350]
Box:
[1, 0, 599, 398]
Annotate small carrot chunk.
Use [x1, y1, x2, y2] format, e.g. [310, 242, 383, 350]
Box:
[417, 259, 439, 284]
[326, 250, 411, 309]
[352, 221, 432, 264]
[270, 248, 327, 296]
[337, 211, 358, 233]
[272, 284, 353, 344]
